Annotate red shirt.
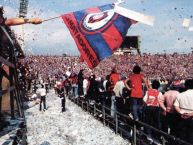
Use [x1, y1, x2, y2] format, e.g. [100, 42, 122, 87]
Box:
[145, 89, 160, 107]
[71, 76, 78, 84]
[129, 73, 144, 98]
[160, 90, 179, 113]
[110, 73, 120, 91]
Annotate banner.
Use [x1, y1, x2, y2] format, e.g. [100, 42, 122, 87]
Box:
[62, 4, 136, 68]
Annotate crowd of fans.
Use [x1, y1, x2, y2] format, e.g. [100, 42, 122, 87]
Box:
[18, 53, 193, 144]
[21, 53, 193, 83]
[1, 4, 193, 144]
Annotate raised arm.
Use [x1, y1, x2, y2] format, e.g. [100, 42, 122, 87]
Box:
[5, 18, 42, 26]
[159, 95, 167, 112]
[124, 77, 131, 91]
[142, 77, 150, 89]
[174, 97, 182, 114]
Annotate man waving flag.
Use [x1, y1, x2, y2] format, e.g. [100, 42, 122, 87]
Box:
[62, 4, 137, 68]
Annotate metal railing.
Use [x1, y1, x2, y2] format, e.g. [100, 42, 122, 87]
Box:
[0, 25, 27, 144]
[0, 25, 25, 118]
[68, 96, 192, 145]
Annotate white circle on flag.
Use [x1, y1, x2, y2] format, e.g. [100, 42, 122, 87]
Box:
[82, 9, 115, 31]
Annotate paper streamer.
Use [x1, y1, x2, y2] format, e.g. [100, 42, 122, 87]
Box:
[114, 5, 154, 26]
[189, 26, 193, 31]
[182, 18, 191, 27]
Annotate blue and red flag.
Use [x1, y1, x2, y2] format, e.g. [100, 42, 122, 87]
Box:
[61, 4, 137, 68]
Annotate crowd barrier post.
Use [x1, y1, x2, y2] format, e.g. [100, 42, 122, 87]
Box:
[81, 101, 83, 109]
[94, 103, 96, 115]
[7, 31, 15, 119]
[102, 102, 106, 126]
[115, 113, 118, 134]
[0, 72, 3, 115]
[133, 122, 137, 145]
[161, 136, 166, 145]
[11, 52, 23, 118]
[86, 101, 89, 111]
[0, 90, 2, 114]
[13, 56, 25, 117]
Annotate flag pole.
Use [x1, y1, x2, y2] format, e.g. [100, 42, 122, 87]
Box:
[42, 16, 61, 22]
[114, 0, 125, 5]
[42, 0, 124, 23]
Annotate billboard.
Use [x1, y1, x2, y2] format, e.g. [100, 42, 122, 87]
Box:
[120, 36, 139, 49]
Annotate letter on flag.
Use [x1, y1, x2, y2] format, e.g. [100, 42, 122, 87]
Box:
[61, 4, 137, 68]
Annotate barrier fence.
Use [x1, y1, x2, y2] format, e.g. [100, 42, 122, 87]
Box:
[68, 96, 192, 145]
[0, 25, 25, 118]
[0, 25, 27, 144]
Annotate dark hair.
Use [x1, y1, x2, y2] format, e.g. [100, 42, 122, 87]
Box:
[90, 74, 95, 79]
[184, 79, 193, 89]
[151, 80, 160, 89]
[111, 67, 117, 73]
[133, 65, 141, 74]
[106, 74, 110, 80]
[0, 6, 5, 24]
[121, 75, 126, 80]
[0, 6, 3, 16]
[0, 5, 3, 11]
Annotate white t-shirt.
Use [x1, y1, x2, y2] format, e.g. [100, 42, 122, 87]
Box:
[174, 89, 193, 113]
[103, 80, 108, 91]
[37, 88, 46, 96]
[83, 79, 88, 89]
[113, 81, 125, 97]
[31, 94, 37, 99]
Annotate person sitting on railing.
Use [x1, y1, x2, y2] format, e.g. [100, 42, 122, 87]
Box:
[87, 74, 100, 105]
[174, 79, 193, 144]
[70, 72, 78, 98]
[83, 76, 89, 98]
[63, 76, 71, 97]
[125, 65, 149, 121]
[77, 69, 84, 98]
[109, 67, 120, 118]
[143, 80, 163, 141]
[159, 85, 180, 138]
[113, 75, 128, 115]
[103, 74, 111, 92]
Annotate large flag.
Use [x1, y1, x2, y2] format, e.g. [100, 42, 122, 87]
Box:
[61, 4, 137, 68]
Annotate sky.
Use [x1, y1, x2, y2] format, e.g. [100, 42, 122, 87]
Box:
[1, 0, 193, 55]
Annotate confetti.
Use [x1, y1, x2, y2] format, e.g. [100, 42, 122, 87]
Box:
[182, 18, 191, 27]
